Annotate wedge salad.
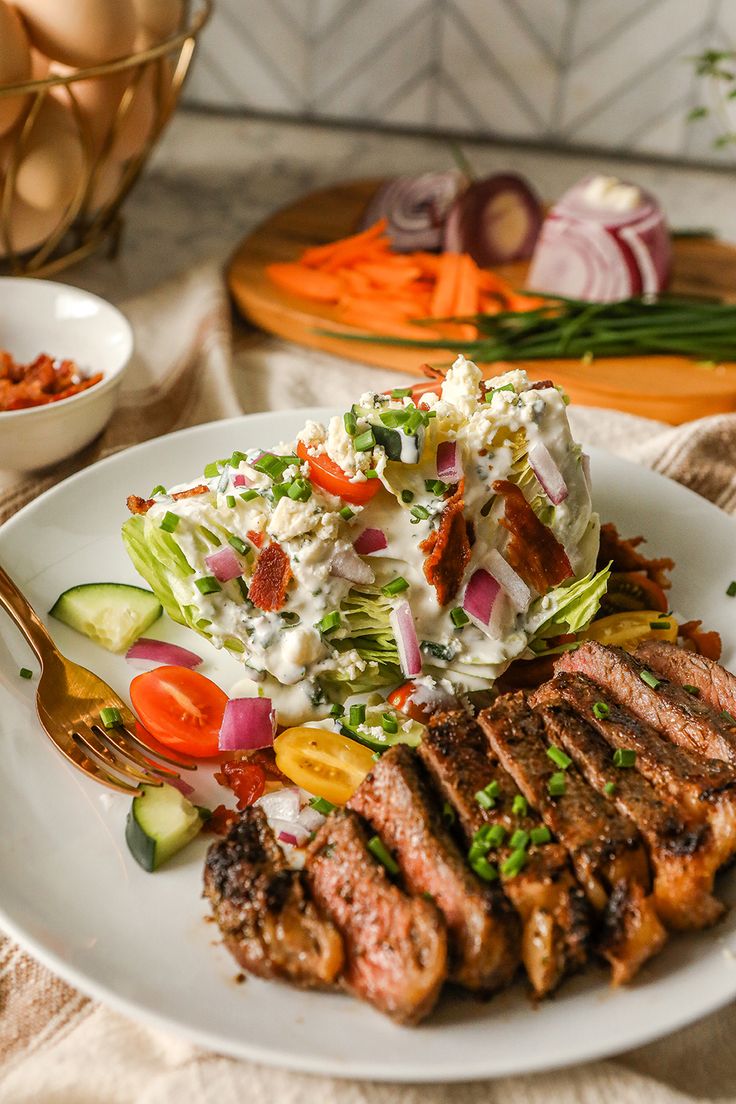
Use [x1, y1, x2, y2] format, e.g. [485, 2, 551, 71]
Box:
[122, 356, 608, 725]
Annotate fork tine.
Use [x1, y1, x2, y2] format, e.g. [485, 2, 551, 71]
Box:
[63, 738, 142, 796]
[119, 726, 198, 772]
[74, 725, 164, 788]
[92, 723, 182, 779]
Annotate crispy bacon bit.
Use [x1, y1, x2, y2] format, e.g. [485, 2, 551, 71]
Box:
[249, 541, 292, 612]
[493, 479, 572, 594]
[0, 350, 102, 411]
[528, 379, 555, 391]
[247, 530, 264, 549]
[203, 804, 239, 835]
[171, 484, 209, 501]
[249, 747, 290, 783]
[597, 522, 674, 589]
[679, 619, 722, 661]
[420, 480, 472, 606]
[214, 760, 266, 810]
[127, 494, 154, 515]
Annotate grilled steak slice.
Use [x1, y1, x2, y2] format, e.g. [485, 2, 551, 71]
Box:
[305, 809, 447, 1024]
[420, 710, 589, 997]
[480, 693, 667, 984]
[637, 641, 736, 720]
[532, 683, 723, 930]
[348, 745, 521, 994]
[557, 641, 736, 765]
[204, 807, 344, 988]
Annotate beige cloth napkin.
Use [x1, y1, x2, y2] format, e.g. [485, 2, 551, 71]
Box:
[2, 261, 736, 1103]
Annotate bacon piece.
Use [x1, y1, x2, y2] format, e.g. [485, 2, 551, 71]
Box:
[171, 484, 209, 501]
[420, 480, 472, 606]
[597, 522, 674, 590]
[679, 620, 722, 662]
[127, 494, 154, 515]
[492, 479, 572, 594]
[249, 542, 292, 612]
[247, 530, 265, 549]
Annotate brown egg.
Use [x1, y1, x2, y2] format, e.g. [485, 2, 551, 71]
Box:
[132, 0, 183, 47]
[113, 61, 166, 161]
[0, 1, 31, 137]
[86, 157, 124, 214]
[13, 0, 136, 68]
[14, 98, 86, 212]
[0, 194, 64, 258]
[50, 64, 127, 153]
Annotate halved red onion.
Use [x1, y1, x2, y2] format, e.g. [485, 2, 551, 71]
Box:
[205, 546, 243, 582]
[297, 805, 327, 832]
[353, 528, 387, 555]
[442, 173, 543, 265]
[529, 441, 568, 505]
[330, 547, 375, 585]
[527, 174, 670, 302]
[486, 548, 531, 612]
[463, 568, 501, 625]
[126, 638, 203, 669]
[218, 696, 275, 752]
[256, 786, 301, 822]
[436, 440, 462, 483]
[389, 600, 422, 677]
[272, 819, 311, 847]
[359, 171, 468, 252]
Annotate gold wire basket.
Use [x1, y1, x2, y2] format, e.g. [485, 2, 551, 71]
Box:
[0, 0, 212, 278]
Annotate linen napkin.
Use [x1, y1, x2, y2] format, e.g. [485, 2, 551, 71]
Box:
[2, 261, 736, 1104]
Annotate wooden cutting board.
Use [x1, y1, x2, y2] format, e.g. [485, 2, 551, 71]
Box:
[227, 179, 736, 424]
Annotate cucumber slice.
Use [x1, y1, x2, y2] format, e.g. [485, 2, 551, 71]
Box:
[49, 582, 162, 652]
[370, 423, 423, 464]
[340, 708, 424, 753]
[125, 783, 204, 872]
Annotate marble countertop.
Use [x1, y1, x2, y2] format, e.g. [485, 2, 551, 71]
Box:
[69, 108, 736, 306]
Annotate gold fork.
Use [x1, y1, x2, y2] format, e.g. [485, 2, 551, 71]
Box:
[0, 564, 196, 795]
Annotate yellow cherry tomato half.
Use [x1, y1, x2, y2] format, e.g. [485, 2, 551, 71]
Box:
[274, 726, 375, 806]
[583, 610, 678, 652]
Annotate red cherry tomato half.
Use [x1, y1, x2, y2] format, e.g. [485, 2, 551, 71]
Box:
[130, 665, 228, 758]
[215, 760, 266, 810]
[296, 440, 380, 505]
[387, 680, 433, 723]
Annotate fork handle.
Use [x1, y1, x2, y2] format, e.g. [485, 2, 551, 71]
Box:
[0, 564, 57, 665]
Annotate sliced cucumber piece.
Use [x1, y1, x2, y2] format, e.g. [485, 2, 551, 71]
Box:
[125, 783, 204, 872]
[370, 422, 423, 464]
[49, 582, 162, 652]
[340, 708, 424, 753]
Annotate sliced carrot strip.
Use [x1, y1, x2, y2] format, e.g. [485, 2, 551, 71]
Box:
[430, 252, 463, 318]
[300, 219, 388, 267]
[266, 263, 344, 302]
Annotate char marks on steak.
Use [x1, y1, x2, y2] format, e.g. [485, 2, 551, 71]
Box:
[305, 809, 447, 1024]
[479, 692, 667, 984]
[420, 711, 589, 998]
[348, 745, 521, 994]
[204, 807, 344, 988]
[557, 641, 736, 766]
[637, 640, 736, 721]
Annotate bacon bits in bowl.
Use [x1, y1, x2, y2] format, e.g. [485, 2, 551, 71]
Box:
[0, 277, 133, 472]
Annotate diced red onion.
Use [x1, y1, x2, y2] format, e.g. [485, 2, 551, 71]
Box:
[125, 638, 202, 669]
[330, 547, 375, 585]
[436, 440, 462, 483]
[271, 819, 311, 847]
[529, 441, 568, 505]
[442, 173, 543, 265]
[353, 528, 387, 555]
[389, 600, 422, 677]
[486, 548, 531, 612]
[297, 805, 327, 832]
[218, 697, 275, 752]
[527, 174, 670, 302]
[205, 546, 243, 582]
[256, 786, 301, 822]
[463, 568, 501, 625]
[233, 473, 249, 487]
[359, 171, 468, 252]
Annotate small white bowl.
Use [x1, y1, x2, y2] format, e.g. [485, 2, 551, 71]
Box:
[0, 278, 133, 472]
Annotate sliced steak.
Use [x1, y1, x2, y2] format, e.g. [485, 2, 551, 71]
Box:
[204, 807, 344, 988]
[305, 809, 447, 1024]
[557, 640, 736, 765]
[420, 710, 589, 998]
[480, 693, 667, 985]
[532, 683, 723, 930]
[637, 640, 736, 721]
[348, 745, 521, 994]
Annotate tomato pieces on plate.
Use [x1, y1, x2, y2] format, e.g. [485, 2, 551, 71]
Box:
[387, 680, 435, 723]
[130, 665, 228, 758]
[274, 726, 375, 805]
[583, 609, 678, 652]
[296, 440, 380, 505]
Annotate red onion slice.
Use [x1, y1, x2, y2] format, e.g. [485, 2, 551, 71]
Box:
[463, 568, 501, 625]
[256, 786, 301, 822]
[353, 528, 387, 555]
[443, 173, 543, 265]
[205, 546, 243, 582]
[126, 638, 203, 669]
[272, 819, 311, 847]
[359, 171, 468, 252]
[330, 547, 375, 585]
[218, 697, 275, 751]
[389, 600, 422, 677]
[436, 440, 462, 483]
[529, 441, 568, 505]
[486, 549, 531, 612]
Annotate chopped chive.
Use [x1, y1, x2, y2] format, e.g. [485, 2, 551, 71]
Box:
[310, 796, 336, 816]
[604, 781, 616, 796]
[159, 511, 180, 532]
[639, 669, 661, 689]
[547, 772, 567, 797]
[468, 840, 490, 862]
[318, 611, 341, 634]
[410, 505, 430, 522]
[367, 834, 399, 875]
[722, 710, 736, 725]
[19, 667, 32, 679]
[442, 801, 456, 826]
[240, 489, 259, 502]
[227, 535, 248, 554]
[425, 479, 449, 496]
[512, 794, 527, 817]
[487, 824, 506, 848]
[149, 484, 166, 497]
[401, 489, 414, 503]
[204, 461, 220, 478]
[727, 580, 736, 597]
[546, 745, 572, 770]
[530, 825, 551, 845]
[226, 495, 236, 509]
[649, 621, 670, 630]
[230, 450, 247, 467]
[349, 703, 366, 727]
[371, 751, 382, 761]
[500, 848, 527, 879]
[451, 607, 469, 628]
[288, 478, 312, 501]
[353, 429, 375, 452]
[613, 747, 636, 768]
[365, 469, 379, 479]
[509, 828, 530, 851]
[592, 701, 610, 720]
[339, 505, 355, 520]
[382, 576, 409, 596]
[381, 712, 398, 734]
[682, 684, 700, 696]
[329, 703, 344, 718]
[475, 788, 495, 810]
[253, 453, 289, 479]
[271, 484, 291, 502]
[379, 409, 410, 428]
[196, 576, 222, 595]
[391, 387, 412, 398]
[100, 706, 122, 729]
[343, 410, 358, 436]
[471, 855, 499, 882]
[236, 578, 250, 602]
[485, 382, 515, 401]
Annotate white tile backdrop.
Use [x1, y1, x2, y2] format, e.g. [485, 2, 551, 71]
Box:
[185, 0, 736, 164]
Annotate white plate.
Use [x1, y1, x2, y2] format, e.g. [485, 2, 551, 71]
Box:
[1, 410, 735, 1083]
